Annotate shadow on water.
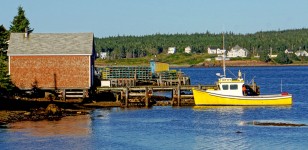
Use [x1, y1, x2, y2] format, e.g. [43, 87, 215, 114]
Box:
[192, 105, 292, 112]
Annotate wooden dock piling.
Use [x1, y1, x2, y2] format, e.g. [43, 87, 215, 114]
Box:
[177, 84, 181, 106]
[125, 87, 128, 107]
[96, 85, 216, 107]
[145, 87, 149, 107]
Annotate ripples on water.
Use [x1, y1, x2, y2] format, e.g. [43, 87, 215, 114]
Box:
[1, 66, 308, 150]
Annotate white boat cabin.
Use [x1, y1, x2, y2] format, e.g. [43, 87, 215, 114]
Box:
[206, 77, 245, 96]
[208, 70, 247, 96]
[215, 77, 245, 96]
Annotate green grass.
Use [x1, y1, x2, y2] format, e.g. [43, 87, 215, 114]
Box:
[95, 53, 308, 66]
[96, 53, 210, 66]
[96, 57, 150, 66]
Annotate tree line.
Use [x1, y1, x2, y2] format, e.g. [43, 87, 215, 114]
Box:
[95, 29, 308, 63]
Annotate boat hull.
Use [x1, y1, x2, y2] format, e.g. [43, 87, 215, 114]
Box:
[193, 89, 292, 106]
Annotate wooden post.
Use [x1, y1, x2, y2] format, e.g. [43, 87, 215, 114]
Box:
[83, 89, 86, 98]
[177, 84, 181, 106]
[145, 87, 149, 107]
[171, 88, 174, 105]
[63, 89, 66, 101]
[125, 87, 129, 107]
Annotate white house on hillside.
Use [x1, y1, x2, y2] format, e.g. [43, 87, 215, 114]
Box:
[99, 52, 107, 59]
[207, 47, 217, 54]
[227, 45, 248, 58]
[268, 48, 277, 58]
[285, 49, 294, 54]
[168, 47, 176, 54]
[185, 46, 191, 53]
[207, 47, 226, 55]
[295, 50, 308, 57]
[268, 54, 278, 58]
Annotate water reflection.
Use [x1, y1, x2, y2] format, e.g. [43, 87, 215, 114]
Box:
[8, 115, 91, 137]
[191, 105, 293, 150]
[193, 105, 292, 112]
[192, 106, 251, 150]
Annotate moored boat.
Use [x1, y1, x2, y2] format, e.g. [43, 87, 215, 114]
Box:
[192, 55, 292, 106]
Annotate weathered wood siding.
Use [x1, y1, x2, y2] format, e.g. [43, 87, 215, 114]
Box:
[10, 55, 90, 89]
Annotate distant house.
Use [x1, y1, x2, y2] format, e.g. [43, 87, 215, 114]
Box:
[285, 49, 294, 54]
[99, 52, 107, 59]
[217, 49, 226, 55]
[168, 47, 176, 54]
[184, 46, 191, 53]
[268, 48, 277, 58]
[295, 50, 308, 57]
[7, 32, 95, 99]
[207, 47, 217, 54]
[207, 47, 226, 55]
[205, 58, 211, 61]
[268, 54, 278, 58]
[227, 45, 248, 57]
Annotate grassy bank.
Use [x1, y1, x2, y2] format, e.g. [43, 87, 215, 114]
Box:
[95, 53, 211, 66]
[95, 53, 308, 67]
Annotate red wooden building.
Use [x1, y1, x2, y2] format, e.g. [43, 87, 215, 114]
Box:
[7, 32, 95, 99]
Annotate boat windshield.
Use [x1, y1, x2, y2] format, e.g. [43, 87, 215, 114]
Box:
[230, 84, 238, 90]
[222, 85, 228, 90]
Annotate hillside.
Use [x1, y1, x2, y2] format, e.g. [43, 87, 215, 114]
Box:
[95, 28, 308, 61]
[95, 53, 308, 67]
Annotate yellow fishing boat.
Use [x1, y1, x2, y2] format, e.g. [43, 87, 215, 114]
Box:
[192, 55, 292, 106]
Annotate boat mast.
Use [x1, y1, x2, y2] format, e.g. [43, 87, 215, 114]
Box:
[222, 32, 226, 77]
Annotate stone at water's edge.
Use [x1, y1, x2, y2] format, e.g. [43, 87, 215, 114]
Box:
[45, 104, 62, 116]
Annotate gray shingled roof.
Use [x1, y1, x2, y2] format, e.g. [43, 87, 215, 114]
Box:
[232, 45, 242, 50]
[8, 33, 94, 55]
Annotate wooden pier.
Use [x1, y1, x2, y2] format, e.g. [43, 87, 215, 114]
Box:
[96, 85, 216, 107]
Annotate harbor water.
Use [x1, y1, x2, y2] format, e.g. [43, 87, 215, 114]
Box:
[1, 66, 308, 150]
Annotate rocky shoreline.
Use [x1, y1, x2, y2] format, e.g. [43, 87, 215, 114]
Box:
[170, 60, 308, 68]
[0, 99, 92, 126]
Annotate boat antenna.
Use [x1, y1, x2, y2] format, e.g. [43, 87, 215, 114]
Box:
[248, 76, 256, 85]
[223, 52, 226, 77]
[226, 68, 236, 78]
[223, 32, 225, 50]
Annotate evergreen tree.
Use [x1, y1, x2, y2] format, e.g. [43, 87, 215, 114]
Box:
[259, 49, 271, 62]
[9, 6, 30, 32]
[288, 53, 300, 61]
[0, 25, 9, 56]
[275, 51, 292, 64]
[0, 56, 15, 93]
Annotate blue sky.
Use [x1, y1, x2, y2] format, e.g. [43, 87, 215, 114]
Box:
[1, 0, 308, 37]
